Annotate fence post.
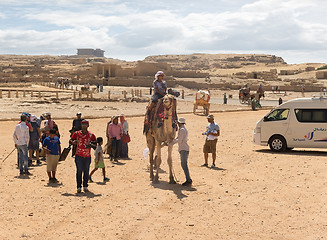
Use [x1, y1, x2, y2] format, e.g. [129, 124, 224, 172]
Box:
[0, 90, 2, 98]
[108, 91, 110, 100]
[56, 92, 59, 99]
[73, 91, 76, 99]
[38, 91, 41, 98]
[16, 90, 18, 98]
[79, 91, 82, 99]
[131, 89, 134, 97]
[140, 89, 142, 97]
[31, 91, 33, 97]
[23, 90, 26, 97]
[123, 90, 127, 99]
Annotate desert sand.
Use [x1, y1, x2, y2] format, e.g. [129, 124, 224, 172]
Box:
[0, 87, 326, 239]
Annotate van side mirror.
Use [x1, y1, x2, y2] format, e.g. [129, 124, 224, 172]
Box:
[263, 116, 268, 122]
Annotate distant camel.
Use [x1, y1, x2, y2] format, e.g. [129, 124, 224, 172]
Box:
[143, 94, 177, 183]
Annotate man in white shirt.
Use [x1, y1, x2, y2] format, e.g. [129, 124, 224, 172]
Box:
[202, 115, 220, 168]
[13, 115, 31, 175]
[169, 117, 192, 186]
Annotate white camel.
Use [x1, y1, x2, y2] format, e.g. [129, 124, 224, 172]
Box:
[144, 94, 177, 183]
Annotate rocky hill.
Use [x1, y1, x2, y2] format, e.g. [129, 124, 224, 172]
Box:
[144, 53, 286, 71]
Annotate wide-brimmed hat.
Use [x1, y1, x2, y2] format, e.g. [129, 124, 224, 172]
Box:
[177, 117, 186, 124]
[30, 115, 37, 122]
[155, 71, 165, 80]
[207, 114, 214, 120]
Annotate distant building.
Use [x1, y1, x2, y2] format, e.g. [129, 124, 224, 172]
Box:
[77, 48, 105, 57]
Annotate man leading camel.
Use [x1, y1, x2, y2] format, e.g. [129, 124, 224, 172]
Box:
[169, 117, 192, 186]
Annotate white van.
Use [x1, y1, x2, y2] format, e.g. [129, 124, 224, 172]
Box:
[253, 96, 327, 151]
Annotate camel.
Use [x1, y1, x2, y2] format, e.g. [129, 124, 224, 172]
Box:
[143, 94, 177, 183]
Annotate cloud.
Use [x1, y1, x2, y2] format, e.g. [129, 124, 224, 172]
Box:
[0, 28, 113, 55]
[0, 0, 326, 63]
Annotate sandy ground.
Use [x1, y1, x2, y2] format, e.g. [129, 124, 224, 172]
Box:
[0, 105, 326, 239]
[0, 83, 318, 120]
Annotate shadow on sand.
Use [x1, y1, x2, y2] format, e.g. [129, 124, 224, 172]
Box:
[61, 191, 102, 199]
[44, 181, 64, 188]
[210, 166, 226, 171]
[14, 175, 32, 180]
[151, 180, 197, 200]
[256, 149, 327, 157]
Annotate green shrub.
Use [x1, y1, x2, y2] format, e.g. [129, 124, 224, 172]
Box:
[317, 65, 327, 70]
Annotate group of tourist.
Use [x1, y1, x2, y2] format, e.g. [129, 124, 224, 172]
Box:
[13, 110, 130, 193]
[12, 70, 221, 193]
[13, 112, 59, 176]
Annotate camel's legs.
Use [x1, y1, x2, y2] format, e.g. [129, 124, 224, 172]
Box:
[149, 147, 155, 181]
[154, 141, 162, 183]
[147, 134, 156, 181]
[167, 145, 176, 184]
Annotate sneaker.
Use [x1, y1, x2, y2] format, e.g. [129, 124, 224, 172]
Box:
[103, 177, 110, 182]
[201, 163, 208, 167]
[52, 178, 58, 183]
[83, 187, 89, 192]
[89, 177, 93, 183]
[182, 180, 192, 186]
[20, 171, 24, 176]
[77, 188, 82, 193]
[25, 171, 32, 175]
[114, 159, 118, 163]
[211, 164, 216, 168]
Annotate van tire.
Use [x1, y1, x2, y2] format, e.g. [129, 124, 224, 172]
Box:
[269, 135, 287, 152]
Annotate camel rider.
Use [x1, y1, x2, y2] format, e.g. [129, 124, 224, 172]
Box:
[146, 71, 167, 121]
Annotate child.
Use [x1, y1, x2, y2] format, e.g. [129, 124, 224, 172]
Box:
[43, 129, 61, 183]
[89, 137, 110, 182]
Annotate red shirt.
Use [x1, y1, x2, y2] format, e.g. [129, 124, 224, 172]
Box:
[71, 130, 96, 158]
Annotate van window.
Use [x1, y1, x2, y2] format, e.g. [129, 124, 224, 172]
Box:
[295, 109, 327, 122]
[265, 109, 289, 121]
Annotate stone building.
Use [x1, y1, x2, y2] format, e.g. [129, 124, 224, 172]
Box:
[77, 48, 105, 57]
[316, 71, 327, 79]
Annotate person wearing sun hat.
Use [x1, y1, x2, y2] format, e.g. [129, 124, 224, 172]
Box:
[146, 71, 167, 121]
[202, 114, 220, 168]
[169, 117, 192, 186]
[28, 115, 41, 165]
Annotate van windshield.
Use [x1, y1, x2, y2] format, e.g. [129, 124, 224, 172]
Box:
[265, 109, 289, 121]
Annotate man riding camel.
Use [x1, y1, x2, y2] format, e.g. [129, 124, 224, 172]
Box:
[146, 71, 167, 122]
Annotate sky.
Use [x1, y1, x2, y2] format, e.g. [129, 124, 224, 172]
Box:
[0, 0, 326, 64]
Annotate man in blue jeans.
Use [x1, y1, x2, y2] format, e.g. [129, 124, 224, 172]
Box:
[169, 117, 192, 186]
[70, 120, 96, 193]
[13, 115, 31, 175]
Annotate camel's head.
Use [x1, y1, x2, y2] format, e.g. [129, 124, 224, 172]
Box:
[162, 94, 174, 109]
